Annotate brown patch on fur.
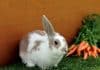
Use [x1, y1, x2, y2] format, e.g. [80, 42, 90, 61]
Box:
[32, 40, 43, 51]
[20, 35, 29, 52]
[49, 40, 54, 49]
[35, 30, 46, 36]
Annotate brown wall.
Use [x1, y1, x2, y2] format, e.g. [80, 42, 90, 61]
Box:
[0, 0, 100, 66]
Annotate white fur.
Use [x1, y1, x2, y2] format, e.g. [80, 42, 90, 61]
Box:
[19, 31, 68, 69]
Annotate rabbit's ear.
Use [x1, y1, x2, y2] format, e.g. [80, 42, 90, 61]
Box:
[42, 15, 55, 37]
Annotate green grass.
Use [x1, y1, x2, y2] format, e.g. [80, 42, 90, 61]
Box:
[1, 56, 100, 70]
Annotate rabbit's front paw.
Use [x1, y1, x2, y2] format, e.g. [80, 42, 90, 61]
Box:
[54, 64, 58, 67]
[26, 63, 35, 67]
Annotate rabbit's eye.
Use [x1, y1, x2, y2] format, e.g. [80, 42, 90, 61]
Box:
[54, 39, 60, 48]
[54, 41, 58, 45]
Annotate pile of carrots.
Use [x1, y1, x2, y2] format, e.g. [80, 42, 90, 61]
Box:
[67, 41, 100, 60]
[67, 14, 100, 60]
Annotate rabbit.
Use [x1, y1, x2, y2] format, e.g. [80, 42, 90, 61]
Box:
[19, 15, 68, 70]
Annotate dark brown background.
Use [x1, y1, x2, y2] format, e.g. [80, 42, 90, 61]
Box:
[0, 0, 100, 66]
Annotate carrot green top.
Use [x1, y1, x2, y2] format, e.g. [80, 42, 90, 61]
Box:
[74, 14, 100, 47]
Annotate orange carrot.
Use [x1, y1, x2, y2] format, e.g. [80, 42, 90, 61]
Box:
[79, 42, 89, 51]
[83, 50, 88, 60]
[77, 41, 87, 56]
[97, 48, 100, 53]
[92, 45, 97, 53]
[67, 41, 100, 59]
[68, 44, 76, 51]
[79, 41, 86, 46]
[77, 49, 81, 56]
[67, 47, 77, 56]
[86, 46, 91, 51]
[91, 50, 97, 58]
[77, 42, 89, 56]
[85, 46, 90, 56]
[92, 45, 98, 57]
[88, 50, 92, 56]
[78, 41, 86, 50]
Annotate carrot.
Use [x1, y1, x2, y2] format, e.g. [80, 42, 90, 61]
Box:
[88, 50, 92, 56]
[79, 41, 86, 46]
[97, 48, 100, 53]
[91, 50, 97, 58]
[77, 42, 89, 56]
[78, 41, 86, 50]
[67, 46, 77, 56]
[79, 42, 89, 51]
[92, 45, 97, 53]
[86, 46, 91, 51]
[92, 45, 98, 57]
[68, 44, 76, 51]
[83, 50, 88, 60]
[77, 41, 87, 56]
[86, 46, 91, 55]
[77, 48, 81, 56]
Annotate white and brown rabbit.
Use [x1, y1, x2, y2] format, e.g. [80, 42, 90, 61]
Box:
[19, 15, 68, 69]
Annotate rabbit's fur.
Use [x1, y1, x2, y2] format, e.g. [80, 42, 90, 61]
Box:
[19, 15, 68, 69]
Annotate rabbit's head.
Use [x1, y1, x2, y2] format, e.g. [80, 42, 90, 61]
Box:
[42, 15, 68, 54]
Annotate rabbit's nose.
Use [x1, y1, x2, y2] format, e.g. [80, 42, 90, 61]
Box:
[65, 49, 68, 53]
[61, 48, 67, 53]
